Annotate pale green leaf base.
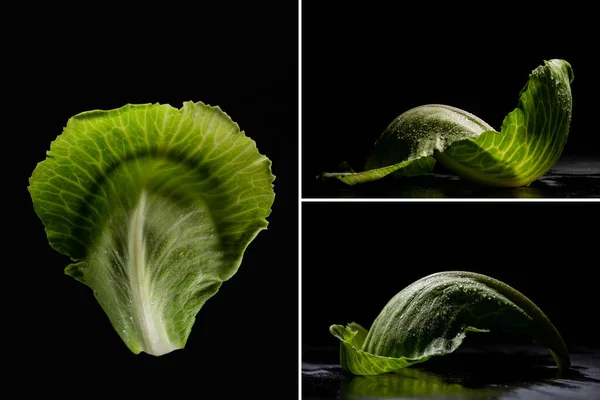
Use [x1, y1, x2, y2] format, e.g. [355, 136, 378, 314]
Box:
[330, 324, 430, 375]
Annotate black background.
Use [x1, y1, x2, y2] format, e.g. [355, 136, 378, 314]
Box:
[301, 2, 599, 197]
[12, 1, 298, 389]
[302, 202, 599, 353]
[8, 0, 599, 393]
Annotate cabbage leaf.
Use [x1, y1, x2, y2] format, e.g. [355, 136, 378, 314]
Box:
[330, 271, 569, 375]
[321, 59, 573, 187]
[29, 101, 275, 356]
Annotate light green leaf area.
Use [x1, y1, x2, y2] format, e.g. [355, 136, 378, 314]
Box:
[321, 59, 573, 187]
[29, 101, 275, 356]
[331, 271, 570, 376]
[330, 323, 430, 375]
[437, 59, 573, 186]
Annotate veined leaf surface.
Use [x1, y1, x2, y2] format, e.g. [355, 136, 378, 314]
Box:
[29, 101, 275, 356]
[330, 271, 569, 375]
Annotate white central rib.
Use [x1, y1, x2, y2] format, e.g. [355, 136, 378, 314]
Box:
[128, 191, 177, 356]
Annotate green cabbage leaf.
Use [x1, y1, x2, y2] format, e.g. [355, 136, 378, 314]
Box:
[330, 271, 569, 375]
[321, 59, 573, 187]
[29, 101, 275, 356]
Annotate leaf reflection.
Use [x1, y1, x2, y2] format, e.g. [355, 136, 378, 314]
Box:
[341, 367, 504, 399]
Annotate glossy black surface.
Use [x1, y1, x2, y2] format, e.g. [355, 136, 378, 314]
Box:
[306, 155, 600, 199]
[303, 345, 600, 399]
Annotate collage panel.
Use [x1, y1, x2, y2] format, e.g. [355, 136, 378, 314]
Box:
[301, 201, 599, 399]
[16, 1, 299, 394]
[302, 3, 598, 200]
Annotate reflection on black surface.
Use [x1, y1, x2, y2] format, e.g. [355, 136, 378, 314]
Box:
[341, 350, 572, 399]
[310, 156, 600, 198]
[303, 345, 600, 400]
[342, 369, 504, 399]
